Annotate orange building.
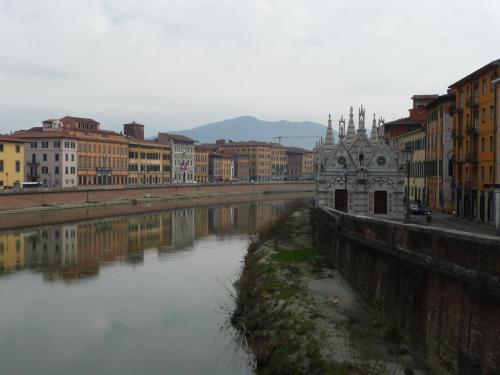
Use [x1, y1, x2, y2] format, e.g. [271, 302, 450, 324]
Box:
[425, 93, 455, 212]
[220, 141, 272, 182]
[194, 146, 209, 183]
[449, 59, 499, 224]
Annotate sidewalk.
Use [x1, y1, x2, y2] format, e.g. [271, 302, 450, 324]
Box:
[409, 212, 499, 236]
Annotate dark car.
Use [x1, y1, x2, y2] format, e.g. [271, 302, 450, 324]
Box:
[409, 204, 425, 215]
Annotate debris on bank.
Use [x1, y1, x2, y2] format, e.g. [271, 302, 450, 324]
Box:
[232, 205, 426, 375]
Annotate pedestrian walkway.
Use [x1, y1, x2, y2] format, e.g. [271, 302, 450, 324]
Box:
[409, 212, 499, 237]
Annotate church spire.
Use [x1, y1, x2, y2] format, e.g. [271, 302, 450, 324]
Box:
[338, 115, 345, 141]
[345, 106, 356, 143]
[325, 114, 335, 147]
[370, 113, 378, 142]
[357, 105, 366, 132]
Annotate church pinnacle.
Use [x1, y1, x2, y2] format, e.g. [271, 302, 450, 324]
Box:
[325, 114, 335, 147]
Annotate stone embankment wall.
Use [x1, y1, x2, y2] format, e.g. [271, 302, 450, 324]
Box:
[0, 182, 313, 212]
[312, 206, 500, 374]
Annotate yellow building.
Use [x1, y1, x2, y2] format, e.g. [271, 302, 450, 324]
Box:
[0, 231, 24, 273]
[0, 136, 24, 188]
[127, 139, 171, 184]
[396, 128, 427, 205]
[450, 59, 499, 223]
[194, 146, 209, 183]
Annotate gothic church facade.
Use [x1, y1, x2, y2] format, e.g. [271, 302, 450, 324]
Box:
[315, 106, 405, 217]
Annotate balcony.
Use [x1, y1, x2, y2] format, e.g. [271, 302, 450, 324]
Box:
[466, 96, 479, 108]
[465, 125, 479, 136]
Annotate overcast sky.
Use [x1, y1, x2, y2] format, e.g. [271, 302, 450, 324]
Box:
[0, 0, 498, 136]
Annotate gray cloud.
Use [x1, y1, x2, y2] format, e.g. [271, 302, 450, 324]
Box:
[0, 0, 498, 134]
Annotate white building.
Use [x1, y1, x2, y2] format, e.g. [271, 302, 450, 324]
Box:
[14, 119, 78, 188]
[157, 133, 196, 184]
[315, 107, 405, 217]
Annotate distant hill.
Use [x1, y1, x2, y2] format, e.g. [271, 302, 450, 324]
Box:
[174, 116, 334, 150]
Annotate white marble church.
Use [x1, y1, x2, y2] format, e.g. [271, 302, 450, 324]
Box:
[315, 106, 405, 217]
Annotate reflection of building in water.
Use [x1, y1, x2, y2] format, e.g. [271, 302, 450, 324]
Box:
[254, 204, 275, 232]
[209, 206, 235, 235]
[77, 217, 130, 267]
[171, 208, 195, 249]
[194, 207, 209, 238]
[128, 212, 171, 254]
[0, 231, 24, 273]
[24, 224, 79, 280]
[234, 205, 251, 233]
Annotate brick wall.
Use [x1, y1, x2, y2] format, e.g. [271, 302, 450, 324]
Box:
[0, 182, 313, 212]
[313, 206, 500, 374]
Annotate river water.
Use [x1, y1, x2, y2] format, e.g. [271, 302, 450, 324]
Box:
[0, 200, 293, 375]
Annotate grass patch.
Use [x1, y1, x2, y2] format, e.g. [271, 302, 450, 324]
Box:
[271, 246, 318, 263]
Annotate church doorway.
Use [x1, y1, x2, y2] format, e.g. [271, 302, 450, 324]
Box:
[335, 189, 348, 212]
[374, 191, 387, 214]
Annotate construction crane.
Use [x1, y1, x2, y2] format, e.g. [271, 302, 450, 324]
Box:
[272, 135, 322, 144]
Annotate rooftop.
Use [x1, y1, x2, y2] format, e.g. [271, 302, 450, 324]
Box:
[0, 135, 25, 143]
[158, 132, 196, 143]
[449, 59, 500, 89]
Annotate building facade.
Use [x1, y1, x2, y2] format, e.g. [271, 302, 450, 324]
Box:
[157, 133, 196, 184]
[221, 141, 272, 182]
[316, 107, 405, 217]
[271, 144, 287, 181]
[127, 139, 171, 184]
[425, 93, 455, 212]
[0, 136, 24, 188]
[450, 59, 499, 224]
[14, 121, 78, 188]
[194, 146, 209, 183]
[396, 129, 427, 205]
[208, 152, 234, 182]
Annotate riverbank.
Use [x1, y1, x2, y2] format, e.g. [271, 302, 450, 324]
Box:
[232, 205, 426, 375]
[0, 182, 313, 215]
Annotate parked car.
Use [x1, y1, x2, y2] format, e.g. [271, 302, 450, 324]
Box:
[409, 204, 425, 215]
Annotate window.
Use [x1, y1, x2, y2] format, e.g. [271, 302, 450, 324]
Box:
[490, 136, 494, 152]
[482, 79, 486, 95]
[15, 160, 20, 172]
[70, 167, 75, 174]
[54, 141, 60, 148]
[30, 142, 37, 148]
[43, 153, 47, 161]
[42, 166, 48, 174]
[55, 153, 59, 161]
[491, 106, 495, 122]
[490, 166, 494, 182]
[55, 166, 59, 174]
[0, 160, 3, 172]
[71, 154, 74, 162]
[482, 137, 485, 152]
[0, 144, 3, 152]
[15, 144, 20, 153]
[482, 108, 486, 123]
[65, 167, 68, 174]
[42, 141, 48, 148]
[492, 74, 497, 93]
[65, 154, 68, 162]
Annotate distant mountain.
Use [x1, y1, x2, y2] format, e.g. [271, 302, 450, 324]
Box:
[174, 116, 334, 150]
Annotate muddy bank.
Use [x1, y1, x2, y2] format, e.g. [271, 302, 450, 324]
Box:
[232, 206, 427, 375]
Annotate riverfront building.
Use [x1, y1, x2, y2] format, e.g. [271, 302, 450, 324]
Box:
[220, 141, 272, 182]
[425, 93, 455, 212]
[208, 151, 234, 182]
[157, 133, 196, 184]
[450, 59, 499, 224]
[194, 146, 209, 183]
[315, 107, 405, 217]
[124, 122, 171, 185]
[0, 135, 24, 189]
[271, 143, 287, 181]
[14, 120, 78, 188]
[394, 128, 427, 205]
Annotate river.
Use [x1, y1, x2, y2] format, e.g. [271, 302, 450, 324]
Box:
[0, 199, 298, 375]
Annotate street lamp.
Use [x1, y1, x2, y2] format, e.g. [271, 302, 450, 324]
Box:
[403, 144, 414, 222]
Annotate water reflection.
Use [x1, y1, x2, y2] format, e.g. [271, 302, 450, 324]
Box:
[0, 202, 287, 281]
